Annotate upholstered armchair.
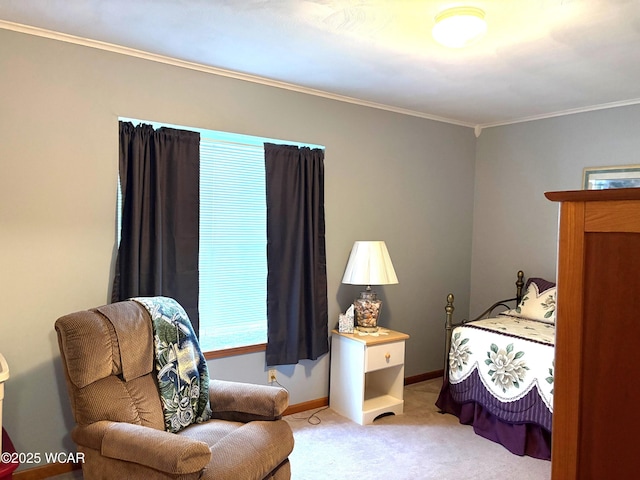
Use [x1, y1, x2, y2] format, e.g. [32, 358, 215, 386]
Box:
[55, 300, 294, 480]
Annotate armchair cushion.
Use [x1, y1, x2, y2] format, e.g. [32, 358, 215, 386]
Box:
[206, 420, 293, 480]
[95, 302, 154, 382]
[73, 421, 211, 475]
[102, 423, 212, 474]
[72, 374, 164, 428]
[209, 379, 289, 422]
[57, 310, 116, 389]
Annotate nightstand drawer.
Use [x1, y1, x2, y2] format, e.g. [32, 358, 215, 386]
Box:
[365, 341, 404, 372]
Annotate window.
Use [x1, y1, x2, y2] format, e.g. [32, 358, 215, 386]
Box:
[198, 136, 267, 352]
[118, 118, 323, 353]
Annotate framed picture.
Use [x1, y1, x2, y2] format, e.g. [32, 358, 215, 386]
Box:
[582, 165, 640, 190]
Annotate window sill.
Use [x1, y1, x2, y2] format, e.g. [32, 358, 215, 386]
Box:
[203, 343, 266, 360]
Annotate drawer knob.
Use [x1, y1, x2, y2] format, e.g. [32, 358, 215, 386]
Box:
[385, 353, 391, 360]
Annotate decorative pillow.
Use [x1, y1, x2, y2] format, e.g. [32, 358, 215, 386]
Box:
[501, 278, 556, 324]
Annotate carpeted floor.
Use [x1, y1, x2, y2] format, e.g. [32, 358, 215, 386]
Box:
[283, 378, 551, 480]
[49, 378, 550, 479]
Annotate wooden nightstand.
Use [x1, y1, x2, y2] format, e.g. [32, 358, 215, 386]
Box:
[329, 328, 410, 425]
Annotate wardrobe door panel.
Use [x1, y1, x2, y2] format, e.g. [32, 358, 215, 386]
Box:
[579, 232, 640, 479]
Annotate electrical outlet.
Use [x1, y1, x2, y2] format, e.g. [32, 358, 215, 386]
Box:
[268, 369, 277, 383]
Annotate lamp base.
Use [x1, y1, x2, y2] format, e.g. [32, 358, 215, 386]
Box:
[353, 289, 382, 333]
[356, 324, 379, 333]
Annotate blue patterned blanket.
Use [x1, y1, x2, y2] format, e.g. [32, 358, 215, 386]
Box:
[133, 296, 212, 432]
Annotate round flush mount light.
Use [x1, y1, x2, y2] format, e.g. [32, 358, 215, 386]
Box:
[432, 6, 487, 48]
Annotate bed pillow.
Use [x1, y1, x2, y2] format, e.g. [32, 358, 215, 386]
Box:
[502, 278, 556, 324]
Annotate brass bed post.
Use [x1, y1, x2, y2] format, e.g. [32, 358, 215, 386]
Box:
[443, 293, 455, 383]
[516, 270, 525, 304]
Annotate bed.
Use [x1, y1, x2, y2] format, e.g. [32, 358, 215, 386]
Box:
[436, 271, 556, 460]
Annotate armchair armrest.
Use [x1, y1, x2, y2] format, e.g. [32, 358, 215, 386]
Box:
[209, 379, 289, 422]
[72, 421, 211, 474]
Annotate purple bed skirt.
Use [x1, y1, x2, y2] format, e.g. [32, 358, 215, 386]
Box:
[436, 377, 552, 460]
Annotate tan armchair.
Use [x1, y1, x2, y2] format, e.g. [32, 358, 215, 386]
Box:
[55, 300, 293, 480]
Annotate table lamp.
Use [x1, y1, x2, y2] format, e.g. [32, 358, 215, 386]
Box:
[341, 241, 399, 332]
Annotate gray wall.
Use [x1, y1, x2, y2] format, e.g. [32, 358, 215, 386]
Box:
[0, 28, 475, 466]
[470, 105, 640, 314]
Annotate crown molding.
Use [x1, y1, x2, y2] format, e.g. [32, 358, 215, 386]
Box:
[3, 20, 639, 134]
[0, 20, 473, 129]
[477, 97, 640, 130]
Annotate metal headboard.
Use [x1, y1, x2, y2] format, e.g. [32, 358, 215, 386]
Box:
[442, 270, 524, 383]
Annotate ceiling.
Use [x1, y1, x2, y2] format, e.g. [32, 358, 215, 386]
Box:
[2, 0, 640, 130]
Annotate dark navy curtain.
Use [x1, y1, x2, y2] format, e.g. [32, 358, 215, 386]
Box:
[264, 143, 328, 366]
[112, 121, 201, 333]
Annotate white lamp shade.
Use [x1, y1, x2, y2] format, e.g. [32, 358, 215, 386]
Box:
[342, 241, 399, 286]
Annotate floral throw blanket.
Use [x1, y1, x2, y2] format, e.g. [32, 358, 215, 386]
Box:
[133, 296, 212, 433]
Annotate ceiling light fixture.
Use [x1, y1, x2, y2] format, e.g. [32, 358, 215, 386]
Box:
[432, 6, 487, 48]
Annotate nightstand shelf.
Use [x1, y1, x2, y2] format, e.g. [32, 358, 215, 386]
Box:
[329, 329, 409, 425]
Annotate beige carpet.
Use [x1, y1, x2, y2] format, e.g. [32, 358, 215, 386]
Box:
[283, 378, 551, 480]
[49, 378, 550, 479]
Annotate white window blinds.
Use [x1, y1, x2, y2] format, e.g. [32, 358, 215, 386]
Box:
[198, 138, 267, 351]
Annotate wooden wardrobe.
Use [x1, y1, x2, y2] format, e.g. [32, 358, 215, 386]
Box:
[545, 188, 640, 479]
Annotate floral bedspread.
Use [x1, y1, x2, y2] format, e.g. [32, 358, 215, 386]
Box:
[449, 315, 555, 413]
